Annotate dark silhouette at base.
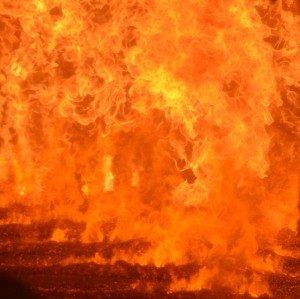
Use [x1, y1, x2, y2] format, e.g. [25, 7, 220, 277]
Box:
[0, 273, 39, 299]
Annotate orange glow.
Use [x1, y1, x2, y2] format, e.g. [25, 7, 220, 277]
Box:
[0, 0, 299, 297]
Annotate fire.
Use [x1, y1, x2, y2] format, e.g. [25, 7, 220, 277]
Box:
[0, 0, 299, 297]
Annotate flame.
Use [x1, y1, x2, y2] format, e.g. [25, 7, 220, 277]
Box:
[0, 0, 299, 296]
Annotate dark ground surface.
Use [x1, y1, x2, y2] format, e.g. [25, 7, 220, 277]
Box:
[0, 218, 299, 299]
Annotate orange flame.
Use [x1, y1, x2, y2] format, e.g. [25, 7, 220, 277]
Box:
[0, 0, 299, 296]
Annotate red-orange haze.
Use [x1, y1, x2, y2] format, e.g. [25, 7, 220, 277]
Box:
[0, 0, 299, 297]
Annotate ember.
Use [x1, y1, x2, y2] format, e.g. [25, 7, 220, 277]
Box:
[0, 0, 299, 298]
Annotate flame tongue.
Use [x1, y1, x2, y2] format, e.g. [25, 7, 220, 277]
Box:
[0, 0, 299, 297]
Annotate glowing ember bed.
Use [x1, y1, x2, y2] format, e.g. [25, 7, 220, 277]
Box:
[0, 0, 299, 298]
[0, 220, 299, 298]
